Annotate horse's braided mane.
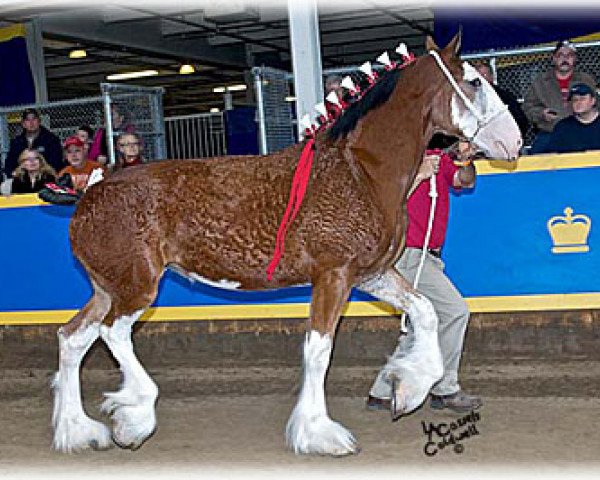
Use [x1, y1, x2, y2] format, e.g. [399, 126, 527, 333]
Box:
[327, 67, 402, 141]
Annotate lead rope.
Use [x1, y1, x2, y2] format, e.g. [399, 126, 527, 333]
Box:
[399, 156, 439, 334]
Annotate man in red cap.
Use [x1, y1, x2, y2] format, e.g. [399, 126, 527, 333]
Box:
[57, 136, 106, 192]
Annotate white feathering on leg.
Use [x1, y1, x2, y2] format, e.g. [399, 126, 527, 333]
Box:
[286, 330, 358, 456]
[100, 310, 158, 450]
[52, 325, 112, 452]
[384, 292, 444, 414]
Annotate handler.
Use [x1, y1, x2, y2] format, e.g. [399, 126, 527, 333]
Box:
[367, 139, 483, 413]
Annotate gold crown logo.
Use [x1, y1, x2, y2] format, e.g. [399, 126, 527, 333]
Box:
[547, 207, 591, 254]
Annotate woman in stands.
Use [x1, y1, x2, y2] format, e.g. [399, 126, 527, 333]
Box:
[11, 148, 56, 194]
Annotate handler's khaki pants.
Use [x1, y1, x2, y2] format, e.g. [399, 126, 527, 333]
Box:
[369, 247, 470, 398]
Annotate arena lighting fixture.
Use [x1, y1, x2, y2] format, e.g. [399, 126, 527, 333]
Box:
[285, 96, 296, 102]
[106, 70, 159, 81]
[213, 84, 248, 93]
[227, 84, 247, 91]
[68, 49, 87, 59]
[179, 64, 195, 75]
[210, 107, 220, 113]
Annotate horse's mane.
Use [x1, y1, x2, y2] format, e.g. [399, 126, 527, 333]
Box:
[327, 68, 401, 141]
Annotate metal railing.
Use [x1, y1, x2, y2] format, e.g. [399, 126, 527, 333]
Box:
[164, 112, 227, 159]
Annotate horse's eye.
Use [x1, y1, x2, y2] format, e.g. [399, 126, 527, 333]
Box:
[469, 78, 482, 88]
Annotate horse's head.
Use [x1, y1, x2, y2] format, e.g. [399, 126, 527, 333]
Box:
[426, 33, 522, 161]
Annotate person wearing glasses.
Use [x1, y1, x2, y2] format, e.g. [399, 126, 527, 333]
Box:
[10, 148, 57, 194]
[115, 133, 145, 169]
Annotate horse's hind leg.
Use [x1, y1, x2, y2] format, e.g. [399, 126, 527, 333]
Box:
[98, 270, 161, 450]
[286, 267, 359, 456]
[52, 283, 113, 452]
[357, 268, 444, 418]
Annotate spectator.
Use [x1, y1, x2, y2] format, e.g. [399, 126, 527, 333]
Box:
[76, 125, 94, 158]
[524, 40, 597, 154]
[10, 148, 56, 194]
[89, 104, 135, 165]
[324, 74, 347, 120]
[58, 136, 106, 192]
[543, 83, 600, 154]
[4, 108, 63, 180]
[115, 133, 145, 169]
[475, 61, 529, 137]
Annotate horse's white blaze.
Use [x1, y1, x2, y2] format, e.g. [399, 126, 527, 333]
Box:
[286, 330, 357, 456]
[52, 323, 112, 452]
[451, 62, 521, 160]
[100, 310, 158, 449]
[383, 292, 444, 414]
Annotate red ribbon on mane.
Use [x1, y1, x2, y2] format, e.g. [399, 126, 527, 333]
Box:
[265, 52, 417, 280]
[266, 138, 315, 281]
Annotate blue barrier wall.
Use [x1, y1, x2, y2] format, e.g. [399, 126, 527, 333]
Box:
[1, 152, 598, 324]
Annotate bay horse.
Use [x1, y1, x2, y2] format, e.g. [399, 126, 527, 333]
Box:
[52, 33, 521, 457]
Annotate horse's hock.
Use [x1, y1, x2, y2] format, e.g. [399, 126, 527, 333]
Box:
[2, 310, 599, 370]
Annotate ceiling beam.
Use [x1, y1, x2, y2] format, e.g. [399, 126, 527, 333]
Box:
[38, 10, 249, 69]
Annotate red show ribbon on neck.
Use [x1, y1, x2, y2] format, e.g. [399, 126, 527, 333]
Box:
[266, 138, 316, 281]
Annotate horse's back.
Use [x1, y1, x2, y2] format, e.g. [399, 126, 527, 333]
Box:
[70, 148, 388, 290]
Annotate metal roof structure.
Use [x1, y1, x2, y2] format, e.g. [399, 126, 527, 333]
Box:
[0, 1, 434, 115]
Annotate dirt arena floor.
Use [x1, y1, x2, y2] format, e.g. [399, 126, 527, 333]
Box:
[1, 350, 600, 478]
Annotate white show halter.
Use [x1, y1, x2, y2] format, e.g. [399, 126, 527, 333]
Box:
[428, 50, 509, 142]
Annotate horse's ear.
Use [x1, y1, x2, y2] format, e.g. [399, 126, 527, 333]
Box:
[425, 35, 439, 52]
[445, 29, 462, 56]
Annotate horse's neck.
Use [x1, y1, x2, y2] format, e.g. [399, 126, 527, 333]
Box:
[349, 93, 432, 229]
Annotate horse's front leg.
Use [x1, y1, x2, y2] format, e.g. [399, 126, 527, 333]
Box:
[286, 267, 359, 456]
[358, 268, 444, 419]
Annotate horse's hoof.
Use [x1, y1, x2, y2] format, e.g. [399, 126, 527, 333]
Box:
[89, 438, 114, 451]
[390, 378, 404, 422]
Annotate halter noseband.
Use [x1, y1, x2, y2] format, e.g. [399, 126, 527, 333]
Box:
[428, 50, 509, 142]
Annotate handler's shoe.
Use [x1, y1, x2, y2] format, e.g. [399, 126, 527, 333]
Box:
[430, 391, 483, 413]
[366, 395, 391, 411]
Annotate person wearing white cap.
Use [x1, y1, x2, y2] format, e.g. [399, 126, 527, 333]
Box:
[543, 82, 600, 154]
[524, 40, 597, 154]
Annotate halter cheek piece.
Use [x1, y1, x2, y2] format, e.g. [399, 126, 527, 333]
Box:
[428, 50, 509, 142]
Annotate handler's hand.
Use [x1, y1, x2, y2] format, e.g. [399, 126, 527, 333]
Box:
[419, 154, 440, 179]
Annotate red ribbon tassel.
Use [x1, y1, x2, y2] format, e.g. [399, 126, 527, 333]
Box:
[266, 138, 316, 281]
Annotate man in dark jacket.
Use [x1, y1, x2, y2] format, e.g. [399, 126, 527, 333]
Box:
[3, 108, 63, 179]
[543, 83, 600, 154]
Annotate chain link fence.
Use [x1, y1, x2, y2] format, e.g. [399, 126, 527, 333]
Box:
[0, 83, 165, 176]
[253, 66, 296, 154]
[254, 40, 600, 152]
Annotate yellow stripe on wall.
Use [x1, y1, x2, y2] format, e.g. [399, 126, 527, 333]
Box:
[2, 152, 600, 211]
[1, 294, 599, 325]
[475, 151, 600, 175]
[0, 23, 27, 42]
[0, 193, 48, 209]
